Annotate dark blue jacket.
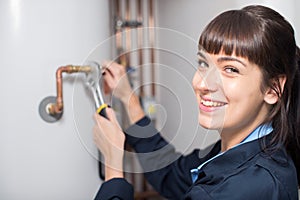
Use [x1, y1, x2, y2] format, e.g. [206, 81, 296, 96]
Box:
[95, 116, 298, 199]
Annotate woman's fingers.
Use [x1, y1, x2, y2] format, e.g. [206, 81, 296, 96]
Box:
[106, 108, 121, 129]
[102, 60, 125, 78]
[102, 61, 124, 93]
[101, 61, 133, 100]
[93, 109, 124, 148]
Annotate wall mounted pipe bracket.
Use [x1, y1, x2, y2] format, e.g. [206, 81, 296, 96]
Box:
[114, 17, 143, 32]
[39, 65, 91, 123]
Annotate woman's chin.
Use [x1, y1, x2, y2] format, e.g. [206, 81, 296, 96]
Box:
[198, 114, 223, 130]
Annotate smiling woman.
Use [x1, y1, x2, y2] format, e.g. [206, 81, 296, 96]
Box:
[198, 5, 300, 161]
[193, 50, 269, 151]
[92, 5, 300, 200]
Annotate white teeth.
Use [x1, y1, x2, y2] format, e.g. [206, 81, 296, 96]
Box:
[201, 99, 225, 107]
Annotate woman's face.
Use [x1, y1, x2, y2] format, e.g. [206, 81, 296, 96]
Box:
[192, 49, 270, 136]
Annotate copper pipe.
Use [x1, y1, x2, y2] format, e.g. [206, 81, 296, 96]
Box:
[124, 0, 134, 188]
[115, 0, 122, 50]
[148, 0, 156, 96]
[137, 0, 144, 97]
[115, 0, 127, 66]
[48, 65, 91, 115]
[125, 0, 131, 67]
[134, 190, 159, 199]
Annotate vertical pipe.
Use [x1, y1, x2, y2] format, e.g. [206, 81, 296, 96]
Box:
[115, 0, 124, 61]
[135, 1, 145, 195]
[125, 0, 131, 67]
[148, 0, 156, 96]
[115, 0, 121, 49]
[137, 0, 144, 97]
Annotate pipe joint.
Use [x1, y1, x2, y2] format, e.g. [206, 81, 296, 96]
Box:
[39, 64, 92, 122]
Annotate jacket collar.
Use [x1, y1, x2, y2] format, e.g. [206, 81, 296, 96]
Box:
[199, 133, 276, 180]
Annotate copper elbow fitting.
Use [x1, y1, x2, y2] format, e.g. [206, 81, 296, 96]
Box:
[47, 65, 91, 115]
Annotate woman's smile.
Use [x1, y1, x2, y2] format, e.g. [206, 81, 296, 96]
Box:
[199, 97, 227, 112]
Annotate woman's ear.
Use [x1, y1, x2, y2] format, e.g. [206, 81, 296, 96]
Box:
[264, 75, 286, 105]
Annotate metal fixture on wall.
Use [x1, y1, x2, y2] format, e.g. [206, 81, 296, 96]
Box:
[39, 65, 92, 123]
[39, 62, 108, 124]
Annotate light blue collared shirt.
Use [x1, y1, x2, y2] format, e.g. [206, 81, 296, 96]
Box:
[190, 124, 273, 183]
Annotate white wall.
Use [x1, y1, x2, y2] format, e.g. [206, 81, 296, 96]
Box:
[155, 0, 300, 154]
[0, 0, 110, 199]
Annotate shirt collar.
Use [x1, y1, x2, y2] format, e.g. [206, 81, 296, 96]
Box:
[240, 123, 273, 144]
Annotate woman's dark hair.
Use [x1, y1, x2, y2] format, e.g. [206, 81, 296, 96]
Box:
[199, 5, 300, 184]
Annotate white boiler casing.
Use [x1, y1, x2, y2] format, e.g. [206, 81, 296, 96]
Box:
[0, 0, 110, 199]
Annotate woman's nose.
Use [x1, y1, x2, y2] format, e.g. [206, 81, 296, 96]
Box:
[193, 68, 220, 93]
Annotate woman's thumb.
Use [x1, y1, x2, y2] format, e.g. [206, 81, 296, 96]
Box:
[106, 107, 120, 127]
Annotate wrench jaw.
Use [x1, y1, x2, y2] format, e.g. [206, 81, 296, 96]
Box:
[83, 61, 106, 109]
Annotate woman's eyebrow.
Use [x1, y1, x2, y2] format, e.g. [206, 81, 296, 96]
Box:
[197, 51, 207, 59]
[217, 56, 246, 67]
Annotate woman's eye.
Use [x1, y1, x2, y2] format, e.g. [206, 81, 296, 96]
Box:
[224, 66, 239, 74]
[198, 60, 209, 69]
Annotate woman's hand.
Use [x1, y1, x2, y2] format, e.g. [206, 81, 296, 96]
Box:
[93, 108, 125, 181]
[102, 61, 133, 103]
[101, 61, 145, 124]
